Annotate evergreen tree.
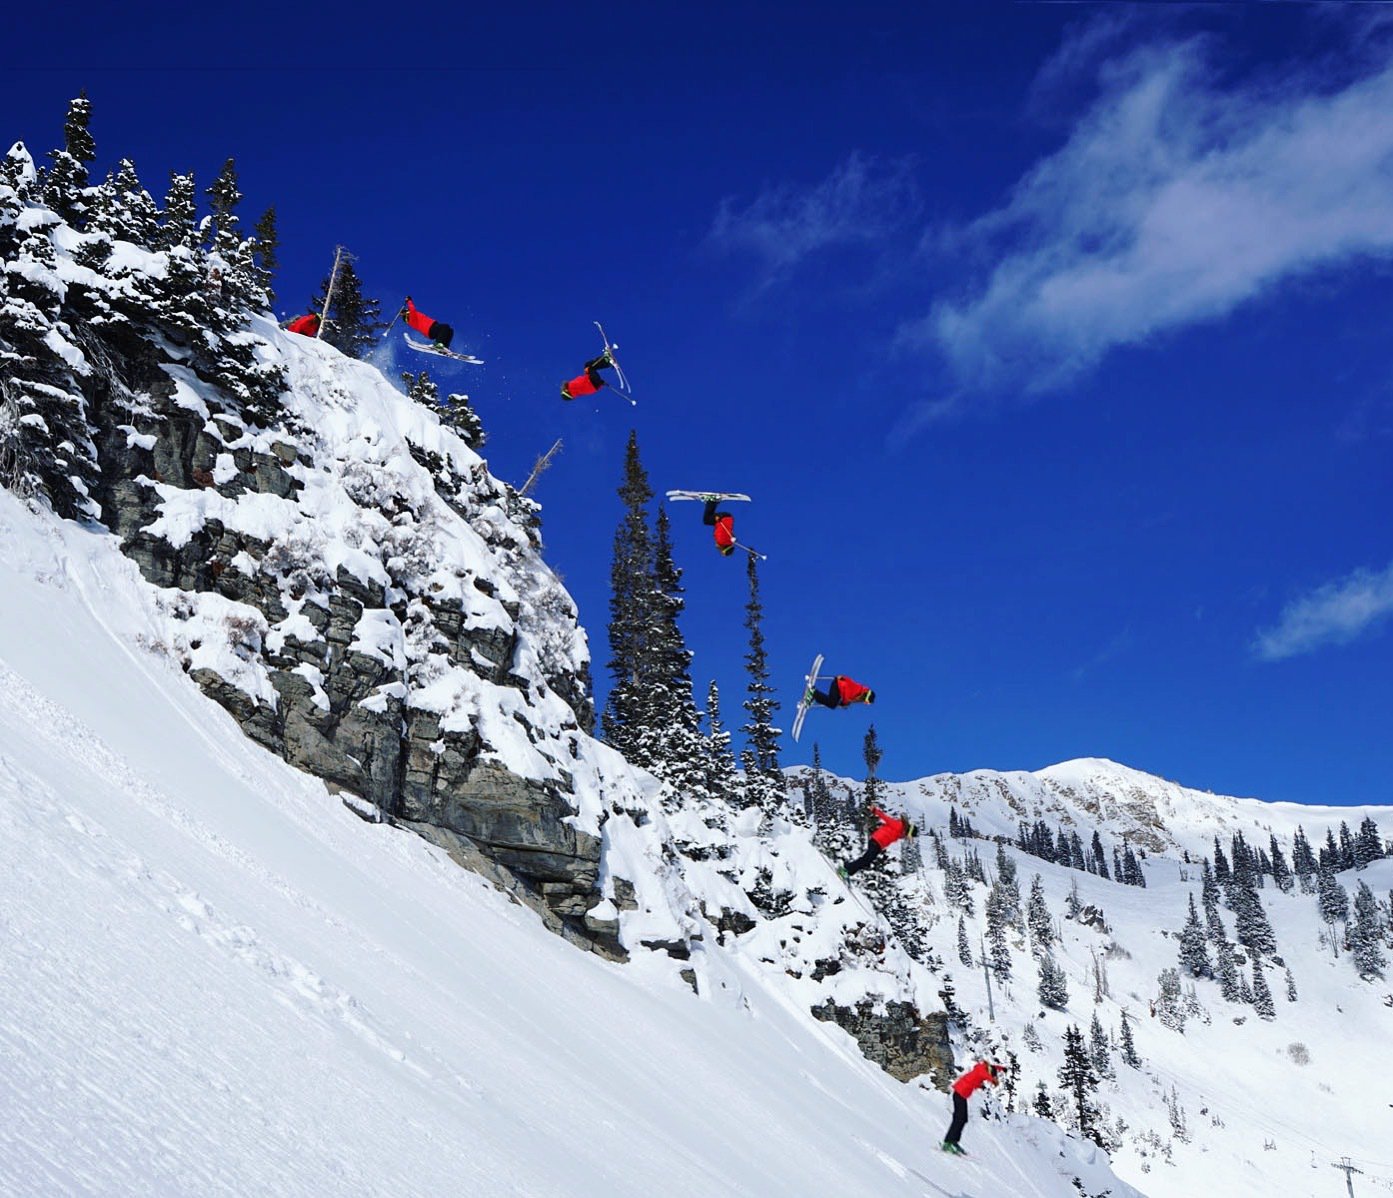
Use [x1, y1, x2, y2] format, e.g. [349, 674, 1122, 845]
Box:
[1122, 844, 1145, 887]
[986, 883, 1012, 982]
[1269, 833, 1293, 893]
[1321, 827, 1340, 871]
[1213, 837, 1230, 884]
[1284, 966, 1297, 1002]
[310, 259, 385, 358]
[1339, 821, 1356, 871]
[1038, 951, 1069, 1011]
[1317, 864, 1350, 931]
[703, 681, 744, 810]
[1354, 817, 1384, 870]
[251, 206, 279, 302]
[97, 158, 158, 248]
[1216, 941, 1242, 1003]
[944, 860, 974, 916]
[1155, 967, 1186, 1032]
[45, 92, 96, 225]
[205, 157, 242, 252]
[1292, 826, 1317, 892]
[1027, 873, 1053, 953]
[739, 553, 783, 814]
[1022, 1021, 1042, 1054]
[1118, 1011, 1142, 1069]
[1178, 893, 1212, 978]
[861, 725, 884, 819]
[1201, 860, 1227, 944]
[957, 915, 973, 967]
[1350, 880, 1387, 979]
[646, 506, 706, 794]
[0, 149, 99, 518]
[1091, 830, 1110, 879]
[1069, 832, 1087, 872]
[602, 431, 659, 761]
[1058, 1025, 1103, 1146]
[807, 742, 834, 828]
[1089, 1012, 1113, 1080]
[1032, 1080, 1054, 1120]
[1231, 875, 1277, 958]
[1250, 956, 1275, 1019]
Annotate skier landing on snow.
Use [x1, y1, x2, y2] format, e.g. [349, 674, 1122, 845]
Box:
[942, 1060, 1005, 1154]
[840, 808, 915, 878]
[703, 499, 736, 557]
[401, 296, 454, 350]
[560, 347, 616, 401]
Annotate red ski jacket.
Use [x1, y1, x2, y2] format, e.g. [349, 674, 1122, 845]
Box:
[562, 370, 603, 400]
[404, 298, 436, 337]
[714, 514, 735, 553]
[834, 676, 873, 705]
[287, 313, 319, 337]
[952, 1061, 1002, 1099]
[869, 807, 908, 850]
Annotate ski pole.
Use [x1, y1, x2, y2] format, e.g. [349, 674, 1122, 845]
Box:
[732, 541, 767, 561]
[381, 301, 404, 342]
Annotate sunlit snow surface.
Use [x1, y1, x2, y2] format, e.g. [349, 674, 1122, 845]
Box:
[0, 489, 1134, 1197]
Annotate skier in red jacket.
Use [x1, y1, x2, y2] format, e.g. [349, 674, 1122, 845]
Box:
[287, 312, 320, 337]
[943, 1060, 1005, 1154]
[810, 675, 875, 709]
[561, 347, 617, 400]
[401, 296, 454, 350]
[703, 499, 736, 557]
[840, 808, 916, 878]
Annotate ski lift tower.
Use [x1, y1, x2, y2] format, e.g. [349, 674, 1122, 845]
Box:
[1332, 1157, 1363, 1197]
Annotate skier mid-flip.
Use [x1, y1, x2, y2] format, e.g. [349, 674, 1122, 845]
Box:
[839, 807, 915, 878]
[809, 675, 876, 709]
[561, 347, 617, 400]
[401, 296, 454, 351]
[703, 498, 736, 557]
[942, 1060, 1006, 1155]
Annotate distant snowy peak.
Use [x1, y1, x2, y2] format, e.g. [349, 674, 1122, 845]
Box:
[796, 757, 1392, 860]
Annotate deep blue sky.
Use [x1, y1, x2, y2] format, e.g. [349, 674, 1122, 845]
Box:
[7, 3, 1392, 805]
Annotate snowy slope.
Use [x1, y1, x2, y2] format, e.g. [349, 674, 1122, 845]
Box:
[790, 764, 1393, 1198]
[0, 490, 1137, 1198]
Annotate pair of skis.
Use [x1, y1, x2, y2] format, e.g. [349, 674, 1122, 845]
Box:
[404, 335, 484, 365]
[791, 652, 824, 743]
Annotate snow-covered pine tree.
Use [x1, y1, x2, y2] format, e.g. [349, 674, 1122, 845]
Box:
[1250, 956, 1275, 1019]
[1027, 873, 1053, 954]
[44, 92, 96, 226]
[1317, 864, 1350, 954]
[1292, 825, 1317, 893]
[1032, 1080, 1054, 1120]
[703, 681, 744, 811]
[1058, 1025, 1103, 1147]
[310, 259, 384, 359]
[1231, 874, 1276, 958]
[739, 553, 783, 816]
[1069, 832, 1087, 872]
[646, 505, 707, 801]
[1022, 1021, 1042, 1053]
[1355, 817, 1384, 870]
[1349, 880, 1387, 980]
[1155, 968, 1186, 1032]
[985, 884, 1012, 982]
[251, 206, 279, 302]
[1038, 951, 1068, 1011]
[1339, 821, 1356, 870]
[1178, 893, 1213, 978]
[944, 859, 974, 916]
[1089, 1011, 1114, 1080]
[1284, 965, 1297, 1002]
[994, 843, 1021, 926]
[1201, 859, 1227, 944]
[1064, 877, 1082, 920]
[1213, 837, 1231, 884]
[1118, 1010, 1142, 1069]
[0, 146, 99, 519]
[1091, 830, 1110, 879]
[1269, 833, 1294, 893]
[602, 431, 659, 761]
[957, 915, 973, 967]
[1216, 941, 1242, 1003]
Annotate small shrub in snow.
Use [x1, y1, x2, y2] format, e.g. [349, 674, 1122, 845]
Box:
[1286, 1042, 1310, 1066]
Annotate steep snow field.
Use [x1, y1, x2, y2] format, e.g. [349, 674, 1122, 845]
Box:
[0, 489, 1133, 1197]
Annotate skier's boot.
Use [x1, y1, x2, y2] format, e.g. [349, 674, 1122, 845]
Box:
[837, 865, 849, 882]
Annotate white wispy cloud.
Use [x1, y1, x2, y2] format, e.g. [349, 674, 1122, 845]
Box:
[707, 153, 920, 288]
[908, 31, 1393, 393]
[1253, 560, 1393, 661]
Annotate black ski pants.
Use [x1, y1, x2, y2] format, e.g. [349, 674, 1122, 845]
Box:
[811, 681, 841, 709]
[428, 320, 454, 349]
[844, 840, 883, 877]
[944, 1093, 968, 1145]
[703, 500, 731, 527]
